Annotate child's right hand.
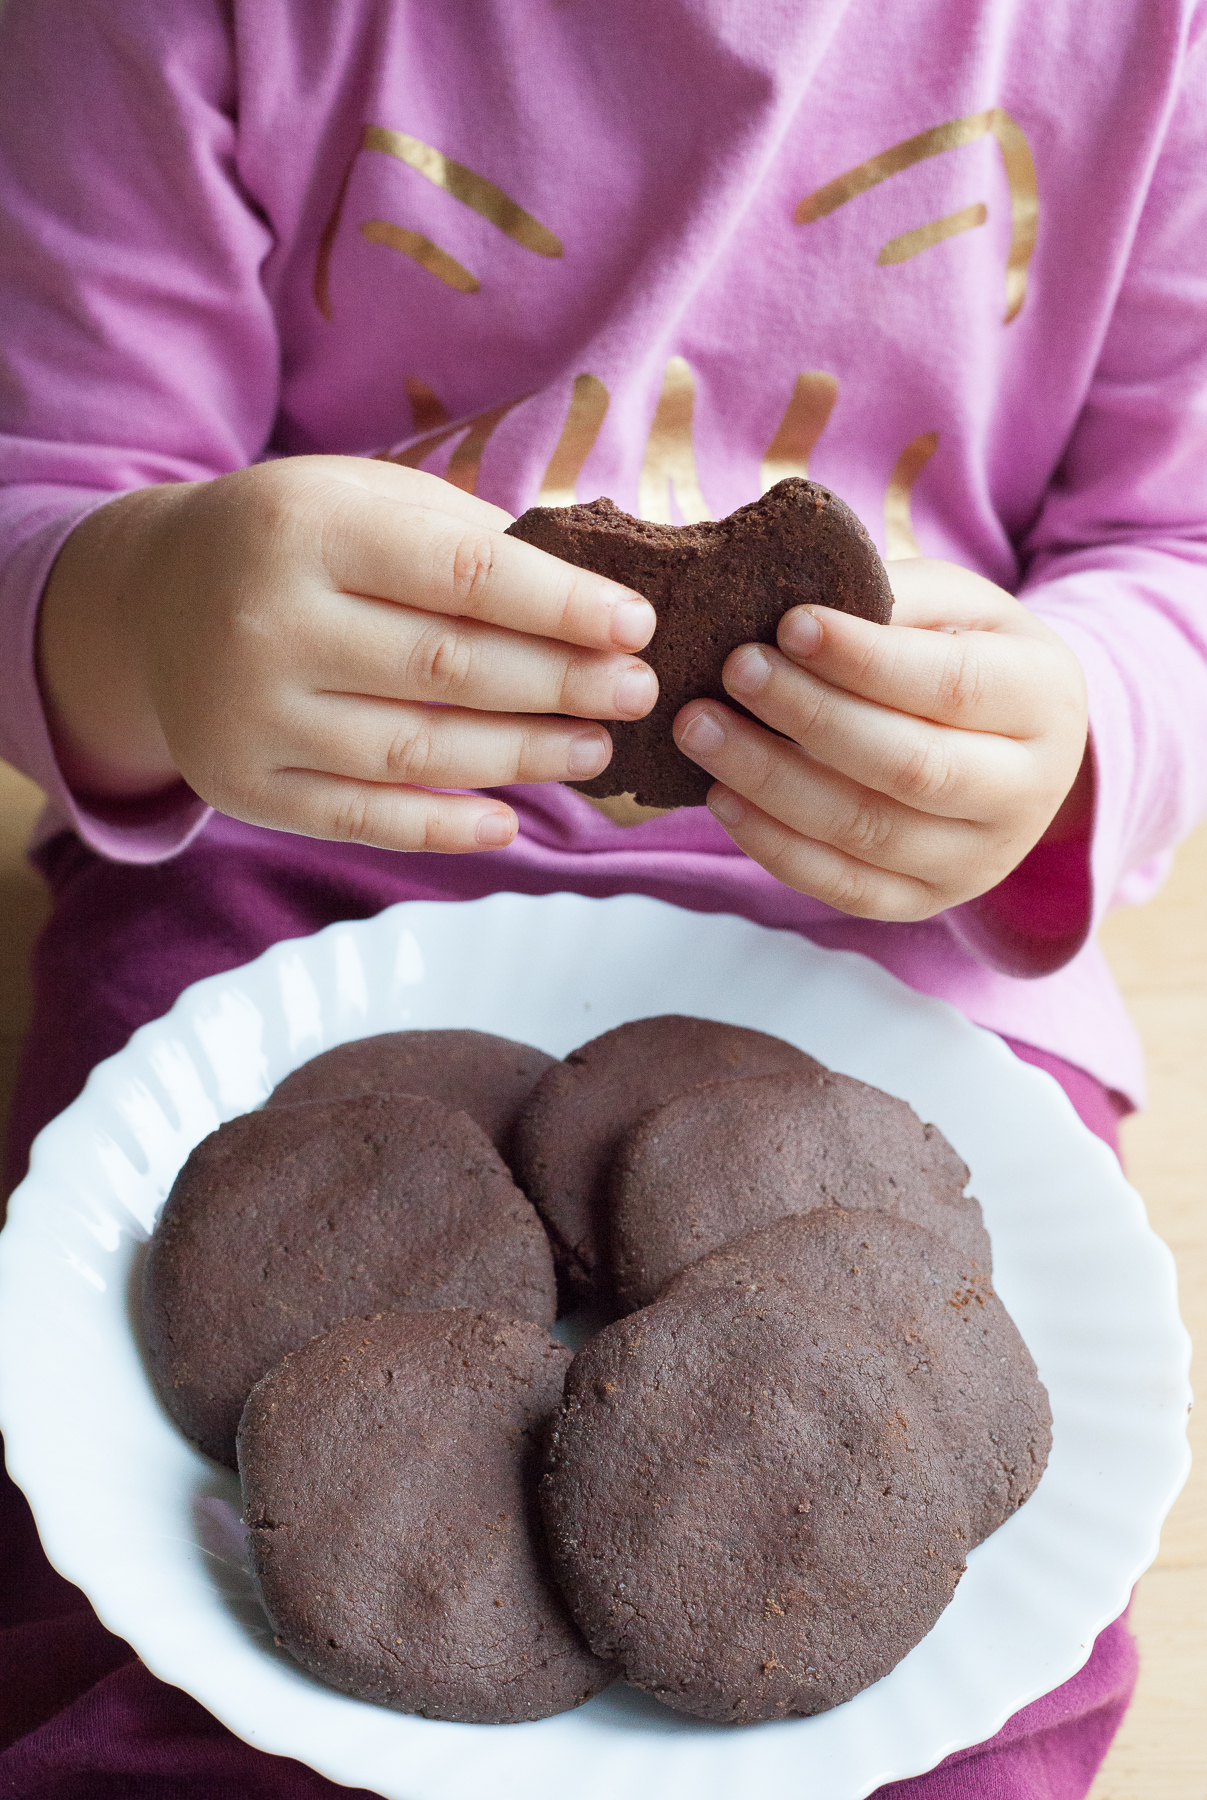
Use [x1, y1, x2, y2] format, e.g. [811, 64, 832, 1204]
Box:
[37, 458, 657, 852]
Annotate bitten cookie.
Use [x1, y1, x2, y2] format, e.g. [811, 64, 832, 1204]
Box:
[541, 1261, 971, 1721]
[266, 1029, 555, 1163]
[610, 1066, 988, 1310]
[510, 1015, 819, 1307]
[239, 1311, 612, 1722]
[506, 478, 893, 809]
[143, 1094, 557, 1464]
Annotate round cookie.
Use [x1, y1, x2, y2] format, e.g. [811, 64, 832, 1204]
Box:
[510, 1015, 820, 1307]
[541, 1269, 970, 1721]
[239, 1311, 612, 1723]
[143, 1093, 557, 1465]
[506, 478, 893, 809]
[267, 1029, 555, 1162]
[610, 1066, 988, 1310]
[662, 1210, 1052, 1544]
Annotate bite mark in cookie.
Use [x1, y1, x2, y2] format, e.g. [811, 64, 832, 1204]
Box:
[506, 478, 892, 809]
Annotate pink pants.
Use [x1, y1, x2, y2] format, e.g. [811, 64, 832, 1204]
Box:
[0, 822, 1136, 1798]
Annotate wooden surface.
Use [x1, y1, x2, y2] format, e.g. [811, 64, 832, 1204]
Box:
[0, 758, 1202, 1790]
[1090, 825, 1207, 1800]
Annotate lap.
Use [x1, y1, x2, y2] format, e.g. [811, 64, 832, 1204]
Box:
[0, 827, 1136, 1797]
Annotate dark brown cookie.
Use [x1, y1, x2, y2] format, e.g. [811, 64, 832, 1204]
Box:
[239, 1311, 612, 1722]
[510, 1015, 819, 1307]
[266, 1029, 555, 1163]
[143, 1094, 556, 1465]
[506, 478, 892, 809]
[541, 1267, 970, 1721]
[662, 1210, 1052, 1545]
[610, 1067, 988, 1310]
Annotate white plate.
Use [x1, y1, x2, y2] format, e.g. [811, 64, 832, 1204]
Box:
[0, 893, 1191, 1800]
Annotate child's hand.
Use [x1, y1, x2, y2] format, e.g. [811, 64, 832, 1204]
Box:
[672, 560, 1090, 920]
[38, 458, 657, 852]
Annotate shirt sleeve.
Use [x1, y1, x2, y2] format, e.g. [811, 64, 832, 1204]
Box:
[947, 10, 1207, 978]
[0, 0, 276, 861]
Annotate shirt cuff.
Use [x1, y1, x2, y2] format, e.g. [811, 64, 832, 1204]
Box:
[945, 831, 1093, 978]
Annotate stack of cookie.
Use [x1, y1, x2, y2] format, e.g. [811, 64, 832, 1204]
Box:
[541, 1207, 1046, 1722]
[142, 1014, 1050, 1726]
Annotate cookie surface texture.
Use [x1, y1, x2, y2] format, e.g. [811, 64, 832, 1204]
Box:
[610, 1067, 987, 1309]
[506, 478, 892, 808]
[511, 1015, 819, 1307]
[143, 1094, 556, 1464]
[541, 1261, 971, 1721]
[267, 1029, 555, 1163]
[662, 1210, 1052, 1545]
[239, 1311, 611, 1722]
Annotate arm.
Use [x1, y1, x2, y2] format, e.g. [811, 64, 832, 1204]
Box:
[0, 1, 655, 857]
[675, 17, 1207, 973]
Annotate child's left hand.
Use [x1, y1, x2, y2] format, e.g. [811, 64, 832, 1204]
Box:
[672, 559, 1090, 921]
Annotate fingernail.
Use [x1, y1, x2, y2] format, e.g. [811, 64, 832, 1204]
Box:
[615, 665, 657, 717]
[677, 708, 725, 759]
[780, 607, 823, 657]
[566, 731, 610, 778]
[708, 787, 746, 828]
[610, 596, 655, 649]
[475, 810, 515, 847]
[726, 645, 771, 698]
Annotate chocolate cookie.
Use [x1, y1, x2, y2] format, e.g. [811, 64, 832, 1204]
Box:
[506, 478, 892, 809]
[267, 1029, 555, 1162]
[541, 1262, 970, 1721]
[510, 1016, 819, 1307]
[143, 1094, 557, 1464]
[662, 1211, 1052, 1544]
[239, 1311, 612, 1722]
[610, 1067, 988, 1310]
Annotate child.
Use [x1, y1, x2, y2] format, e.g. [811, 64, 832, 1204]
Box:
[2, 1, 1204, 1793]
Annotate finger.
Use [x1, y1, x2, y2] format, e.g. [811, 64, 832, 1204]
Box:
[703, 785, 943, 922]
[770, 601, 1070, 743]
[240, 769, 520, 856]
[884, 557, 1030, 630]
[318, 487, 655, 653]
[319, 456, 519, 534]
[322, 598, 658, 721]
[289, 695, 614, 790]
[715, 649, 1032, 821]
[673, 700, 985, 882]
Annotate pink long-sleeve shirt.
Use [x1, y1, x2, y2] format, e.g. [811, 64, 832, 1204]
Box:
[3, 0, 1207, 1106]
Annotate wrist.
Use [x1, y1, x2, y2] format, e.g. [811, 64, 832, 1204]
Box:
[1038, 737, 1094, 846]
[36, 484, 191, 800]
